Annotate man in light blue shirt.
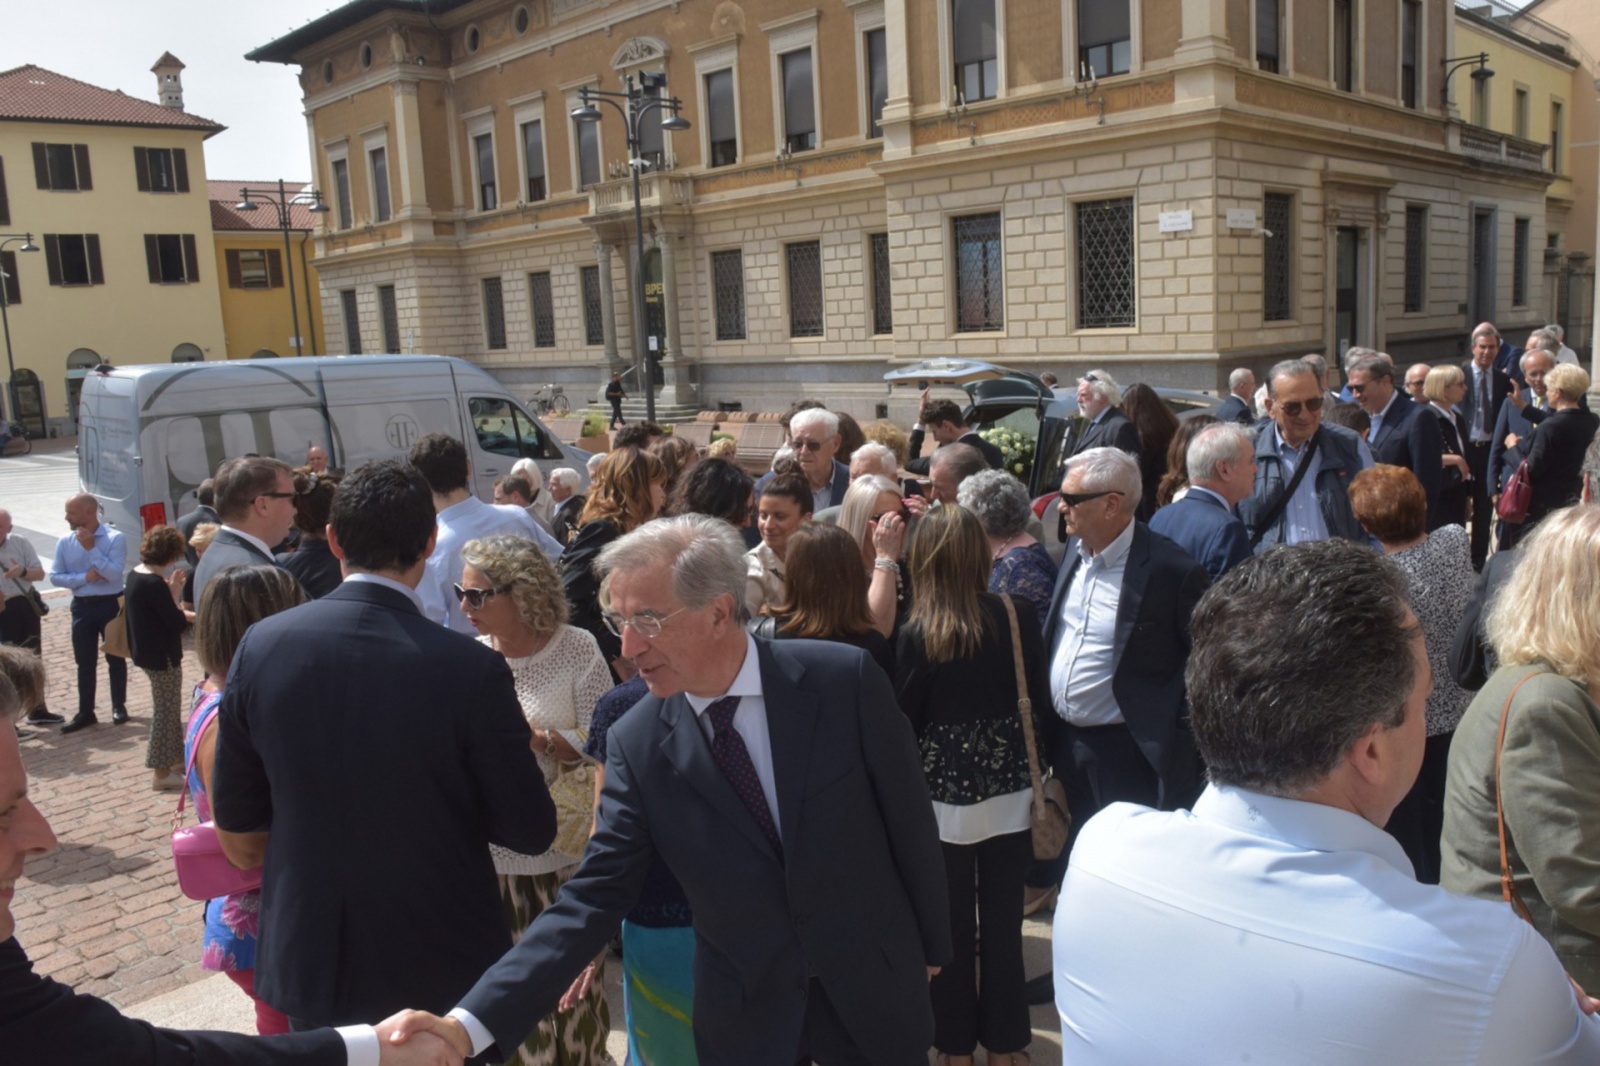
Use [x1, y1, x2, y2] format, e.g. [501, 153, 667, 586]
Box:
[49, 494, 128, 733]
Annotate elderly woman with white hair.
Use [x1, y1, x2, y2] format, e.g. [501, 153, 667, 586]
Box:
[1506, 364, 1600, 547]
[958, 469, 1057, 627]
[839, 474, 911, 637]
[510, 458, 556, 533]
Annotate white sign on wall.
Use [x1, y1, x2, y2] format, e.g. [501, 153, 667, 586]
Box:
[1226, 208, 1258, 229]
[1158, 211, 1194, 233]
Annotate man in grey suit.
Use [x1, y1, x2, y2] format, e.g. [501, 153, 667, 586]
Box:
[389, 514, 951, 1065]
[192, 456, 300, 609]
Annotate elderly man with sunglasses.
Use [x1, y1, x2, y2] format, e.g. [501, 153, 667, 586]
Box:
[1236, 358, 1373, 552]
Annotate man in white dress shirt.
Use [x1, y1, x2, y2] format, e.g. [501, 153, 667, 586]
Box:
[1053, 538, 1600, 1063]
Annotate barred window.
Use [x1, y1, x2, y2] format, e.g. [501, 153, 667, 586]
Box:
[341, 289, 362, 354]
[955, 213, 1004, 332]
[1263, 193, 1293, 322]
[1513, 218, 1530, 307]
[1403, 206, 1426, 314]
[529, 271, 556, 347]
[581, 265, 605, 346]
[483, 277, 507, 350]
[1075, 199, 1134, 329]
[870, 232, 893, 335]
[379, 284, 400, 351]
[712, 250, 746, 340]
[787, 241, 824, 338]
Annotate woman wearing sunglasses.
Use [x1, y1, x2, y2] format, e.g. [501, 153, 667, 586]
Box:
[457, 533, 614, 1065]
[839, 474, 912, 638]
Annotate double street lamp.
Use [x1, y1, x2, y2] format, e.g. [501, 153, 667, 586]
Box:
[0, 232, 40, 425]
[572, 73, 691, 424]
[234, 180, 331, 357]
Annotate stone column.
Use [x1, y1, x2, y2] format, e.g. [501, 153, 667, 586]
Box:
[656, 231, 698, 407]
[594, 240, 621, 369]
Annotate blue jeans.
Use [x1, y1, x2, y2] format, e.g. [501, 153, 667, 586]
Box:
[69, 595, 126, 719]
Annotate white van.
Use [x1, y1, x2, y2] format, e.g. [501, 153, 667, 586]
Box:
[78, 355, 592, 537]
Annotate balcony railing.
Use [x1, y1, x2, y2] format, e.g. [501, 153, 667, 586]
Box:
[1456, 123, 1550, 173]
[588, 172, 695, 214]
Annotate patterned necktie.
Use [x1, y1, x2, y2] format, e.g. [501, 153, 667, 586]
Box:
[1476, 370, 1492, 437]
[705, 695, 783, 859]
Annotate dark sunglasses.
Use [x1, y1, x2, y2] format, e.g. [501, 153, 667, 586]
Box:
[1275, 396, 1324, 417]
[454, 583, 509, 609]
[1057, 491, 1123, 540]
[1345, 382, 1370, 395]
[257, 491, 296, 501]
[792, 439, 826, 452]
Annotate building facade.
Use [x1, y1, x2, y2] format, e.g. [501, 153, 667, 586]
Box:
[0, 57, 226, 434]
[253, 0, 1567, 417]
[210, 180, 329, 359]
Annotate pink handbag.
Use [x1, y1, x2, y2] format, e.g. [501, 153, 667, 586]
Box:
[171, 704, 262, 902]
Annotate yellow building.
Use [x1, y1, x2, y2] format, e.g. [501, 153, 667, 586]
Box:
[249, 0, 1569, 416]
[0, 57, 226, 435]
[210, 179, 329, 359]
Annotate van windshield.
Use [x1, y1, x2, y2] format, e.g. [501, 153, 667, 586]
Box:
[469, 397, 547, 459]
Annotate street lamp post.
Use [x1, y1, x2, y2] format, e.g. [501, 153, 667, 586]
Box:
[572, 73, 691, 424]
[1441, 53, 1495, 114]
[234, 180, 331, 357]
[0, 233, 41, 425]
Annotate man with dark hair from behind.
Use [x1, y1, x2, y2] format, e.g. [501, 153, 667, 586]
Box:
[611, 422, 666, 450]
[178, 477, 219, 566]
[1052, 540, 1600, 1062]
[211, 460, 556, 1038]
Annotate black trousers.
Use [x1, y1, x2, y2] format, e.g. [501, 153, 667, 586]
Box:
[1025, 721, 1159, 889]
[1386, 730, 1455, 884]
[932, 830, 1032, 1056]
[0, 594, 48, 715]
[69, 594, 126, 720]
[1465, 440, 1492, 569]
[609, 397, 625, 428]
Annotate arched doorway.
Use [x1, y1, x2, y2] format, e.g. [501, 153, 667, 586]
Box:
[250, 349, 281, 359]
[171, 343, 204, 363]
[65, 348, 100, 430]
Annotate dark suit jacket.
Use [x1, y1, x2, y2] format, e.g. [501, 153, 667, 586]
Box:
[1425, 404, 1472, 529]
[1524, 407, 1600, 523]
[212, 580, 556, 1027]
[1449, 547, 1520, 691]
[1488, 390, 1543, 495]
[1041, 523, 1210, 806]
[550, 495, 585, 545]
[1148, 489, 1251, 581]
[456, 638, 951, 1066]
[1495, 341, 1527, 386]
[192, 529, 280, 609]
[756, 460, 850, 512]
[1459, 361, 1513, 450]
[1, 937, 342, 1065]
[1071, 408, 1142, 458]
[905, 429, 1005, 475]
[1215, 395, 1254, 426]
[1368, 392, 1445, 528]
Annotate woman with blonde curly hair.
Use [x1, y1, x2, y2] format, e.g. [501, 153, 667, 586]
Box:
[1443, 503, 1600, 989]
[459, 533, 613, 1064]
[562, 447, 666, 671]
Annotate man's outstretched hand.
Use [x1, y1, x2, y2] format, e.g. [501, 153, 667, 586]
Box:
[377, 1010, 472, 1065]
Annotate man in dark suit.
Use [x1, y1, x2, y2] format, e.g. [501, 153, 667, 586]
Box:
[755, 408, 851, 514]
[546, 467, 585, 545]
[1481, 321, 1527, 387]
[1149, 423, 1256, 580]
[1215, 368, 1256, 426]
[1070, 370, 1142, 458]
[1348, 354, 1444, 529]
[0, 645, 462, 1066]
[906, 398, 1004, 473]
[1461, 325, 1516, 567]
[192, 456, 300, 610]
[1487, 348, 1555, 508]
[388, 514, 950, 1066]
[1022, 446, 1209, 922]
[176, 478, 219, 566]
[211, 460, 556, 1032]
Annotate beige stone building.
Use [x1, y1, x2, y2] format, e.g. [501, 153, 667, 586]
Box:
[251, 0, 1570, 416]
[0, 57, 226, 434]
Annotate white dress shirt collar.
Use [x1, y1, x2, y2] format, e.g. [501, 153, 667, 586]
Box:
[219, 525, 276, 560]
[1077, 514, 1136, 568]
[1185, 485, 1231, 512]
[686, 633, 764, 714]
[343, 571, 425, 613]
[1193, 783, 1413, 875]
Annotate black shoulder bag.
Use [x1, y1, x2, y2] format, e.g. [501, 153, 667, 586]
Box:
[1248, 430, 1321, 548]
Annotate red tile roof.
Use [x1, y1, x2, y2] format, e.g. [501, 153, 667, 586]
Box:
[0, 64, 223, 134]
[208, 180, 322, 231]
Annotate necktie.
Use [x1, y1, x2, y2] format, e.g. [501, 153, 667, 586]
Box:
[1476, 370, 1492, 437]
[706, 696, 783, 859]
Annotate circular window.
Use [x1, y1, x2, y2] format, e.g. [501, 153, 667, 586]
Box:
[360, 43, 373, 69]
[322, 59, 334, 84]
[514, 6, 530, 34]
[466, 25, 481, 53]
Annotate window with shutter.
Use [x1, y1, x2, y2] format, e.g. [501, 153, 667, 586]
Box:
[0, 157, 8, 225]
[34, 143, 91, 190]
[45, 234, 102, 285]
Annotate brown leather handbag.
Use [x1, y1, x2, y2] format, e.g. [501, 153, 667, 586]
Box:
[1494, 670, 1544, 924]
[1000, 595, 1071, 860]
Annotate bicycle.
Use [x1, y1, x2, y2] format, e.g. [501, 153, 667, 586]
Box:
[530, 384, 570, 415]
[1, 421, 30, 457]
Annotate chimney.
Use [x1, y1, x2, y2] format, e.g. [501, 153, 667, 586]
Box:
[151, 52, 185, 110]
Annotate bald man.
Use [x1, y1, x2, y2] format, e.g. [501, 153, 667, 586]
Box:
[47, 495, 128, 733]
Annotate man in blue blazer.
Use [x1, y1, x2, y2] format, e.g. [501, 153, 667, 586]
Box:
[1149, 423, 1256, 580]
[1487, 348, 1557, 499]
[212, 461, 556, 1031]
[1461, 326, 1516, 567]
[755, 408, 851, 513]
[1214, 368, 1257, 426]
[390, 515, 951, 1066]
[1348, 354, 1444, 529]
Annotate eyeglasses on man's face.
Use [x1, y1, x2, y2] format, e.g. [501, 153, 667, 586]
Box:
[601, 605, 690, 639]
[791, 438, 826, 453]
[1275, 396, 1324, 418]
[454, 583, 509, 609]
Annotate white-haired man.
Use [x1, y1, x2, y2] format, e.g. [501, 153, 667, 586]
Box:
[1149, 424, 1256, 580]
[1070, 371, 1141, 458]
[1547, 323, 1580, 366]
[389, 514, 952, 1065]
[1216, 368, 1256, 426]
[812, 442, 900, 525]
[756, 408, 850, 513]
[547, 467, 585, 545]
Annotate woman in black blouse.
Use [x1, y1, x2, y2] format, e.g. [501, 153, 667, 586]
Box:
[1519, 364, 1600, 540]
[124, 525, 192, 790]
[749, 523, 893, 677]
[894, 506, 1050, 1066]
[276, 469, 342, 598]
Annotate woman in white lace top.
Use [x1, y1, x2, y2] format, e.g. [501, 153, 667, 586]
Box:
[458, 534, 614, 1064]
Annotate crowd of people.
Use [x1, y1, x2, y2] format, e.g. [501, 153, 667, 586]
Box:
[5, 317, 1600, 1065]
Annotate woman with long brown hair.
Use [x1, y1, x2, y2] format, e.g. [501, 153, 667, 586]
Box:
[1122, 383, 1181, 520]
[1155, 414, 1220, 507]
[561, 447, 666, 672]
[754, 523, 893, 677]
[894, 506, 1051, 1066]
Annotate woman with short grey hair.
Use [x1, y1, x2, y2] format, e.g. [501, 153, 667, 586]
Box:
[958, 470, 1057, 627]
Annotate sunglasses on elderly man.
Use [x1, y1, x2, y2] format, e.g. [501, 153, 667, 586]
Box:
[454, 583, 509, 609]
[791, 439, 827, 452]
[1056, 490, 1124, 540]
[1275, 396, 1324, 418]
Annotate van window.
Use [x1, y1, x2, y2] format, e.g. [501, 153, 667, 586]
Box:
[469, 397, 558, 460]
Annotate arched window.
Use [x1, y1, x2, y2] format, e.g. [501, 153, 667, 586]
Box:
[250, 349, 281, 359]
[171, 343, 203, 363]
